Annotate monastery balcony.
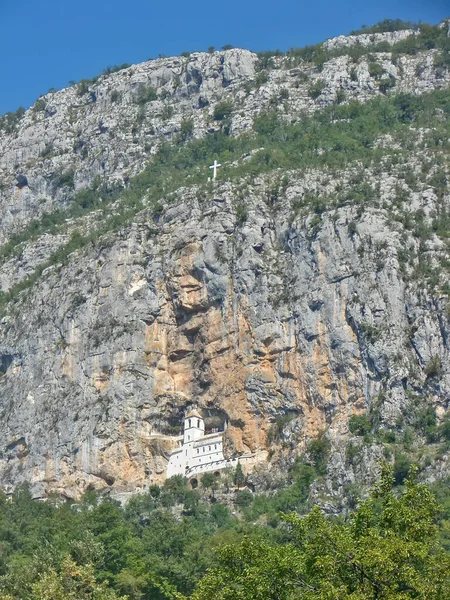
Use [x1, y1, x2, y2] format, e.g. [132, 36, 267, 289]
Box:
[193, 432, 223, 444]
[193, 441, 222, 450]
[185, 457, 238, 478]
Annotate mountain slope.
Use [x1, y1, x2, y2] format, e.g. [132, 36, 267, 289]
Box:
[0, 20, 449, 499]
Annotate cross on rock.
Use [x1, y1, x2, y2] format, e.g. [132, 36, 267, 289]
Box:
[209, 159, 221, 180]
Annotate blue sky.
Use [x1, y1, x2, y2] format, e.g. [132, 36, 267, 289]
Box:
[0, 0, 448, 114]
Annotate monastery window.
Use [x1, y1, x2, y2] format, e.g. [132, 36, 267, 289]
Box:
[197, 419, 200, 427]
[203, 447, 205, 452]
[197, 449, 199, 454]
[214, 445, 217, 450]
[188, 435, 190, 441]
[208, 446, 211, 451]
[189, 419, 191, 427]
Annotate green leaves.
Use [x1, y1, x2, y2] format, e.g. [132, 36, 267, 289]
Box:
[233, 462, 246, 489]
[192, 465, 450, 600]
[28, 557, 128, 600]
[213, 101, 234, 122]
[0, 465, 449, 600]
[192, 538, 302, 600]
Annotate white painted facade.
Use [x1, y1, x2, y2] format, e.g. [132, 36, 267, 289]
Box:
[166, 410, 238, 479]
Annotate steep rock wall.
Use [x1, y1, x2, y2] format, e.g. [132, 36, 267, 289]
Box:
[0, 26, 449, 499]
[0, 169, 448, 497]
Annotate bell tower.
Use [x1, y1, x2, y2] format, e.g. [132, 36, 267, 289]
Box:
[183, 409, 204, 444]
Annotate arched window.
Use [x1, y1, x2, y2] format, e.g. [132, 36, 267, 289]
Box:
[197, 419, 200, 428]
[189, 419, 191, 427]
[208, 446, 211, 451]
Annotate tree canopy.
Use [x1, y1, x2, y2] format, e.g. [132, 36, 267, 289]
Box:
[192, 465, 450, 600]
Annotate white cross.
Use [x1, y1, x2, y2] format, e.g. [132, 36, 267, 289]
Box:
[209, 159, 221, 180]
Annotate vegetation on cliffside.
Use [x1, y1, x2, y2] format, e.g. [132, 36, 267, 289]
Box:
[1, 86, 450, 312]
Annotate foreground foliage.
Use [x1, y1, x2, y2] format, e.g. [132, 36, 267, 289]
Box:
[0, 466, 447, 599]
[0, 558, 127, 600]
[193, 466, 450, 600]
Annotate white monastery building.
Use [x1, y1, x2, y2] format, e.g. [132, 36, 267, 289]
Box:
[166, 409, 238, 479]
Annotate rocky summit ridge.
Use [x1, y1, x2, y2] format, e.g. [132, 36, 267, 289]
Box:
[0, 20, 449, 502]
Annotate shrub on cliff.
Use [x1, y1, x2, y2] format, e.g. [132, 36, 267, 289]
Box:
[213, 101, 233, 121]
[134, 84, 158, 105]
[308, 79, 326, 99]
[349, 413, 372, 436]
[307, 434, 330, 475]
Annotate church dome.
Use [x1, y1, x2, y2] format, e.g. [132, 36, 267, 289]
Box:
[185, 408, 203, 419]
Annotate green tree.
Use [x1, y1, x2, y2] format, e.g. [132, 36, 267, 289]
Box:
[88, 499, 141, 581]
[192, 538, 300, 600]
[348, 413, 372, 436]
[201, 473, 219, 500]
[220, 467, 235, 492]
[179, 119, 194, 141]
[234, 490, 253, 508]
[192, 465, 450, 599]
[28, 557, 127, 600]
[307, 434, 330, 475]
[233, 462, 246, 490]
[213, 101, 233, 121]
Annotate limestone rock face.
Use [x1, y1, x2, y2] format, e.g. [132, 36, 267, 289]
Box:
[0, 41, 447, 240]
[0, 170, 448, 498]
[323, 29, 416, 51]
[0, 49, 257, 239]
[0, 25, 449, 499]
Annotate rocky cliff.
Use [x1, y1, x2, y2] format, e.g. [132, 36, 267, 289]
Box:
[0, 22, 449, 500]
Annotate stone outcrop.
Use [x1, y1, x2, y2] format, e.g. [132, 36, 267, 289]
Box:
[323, 29, 416, 51]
